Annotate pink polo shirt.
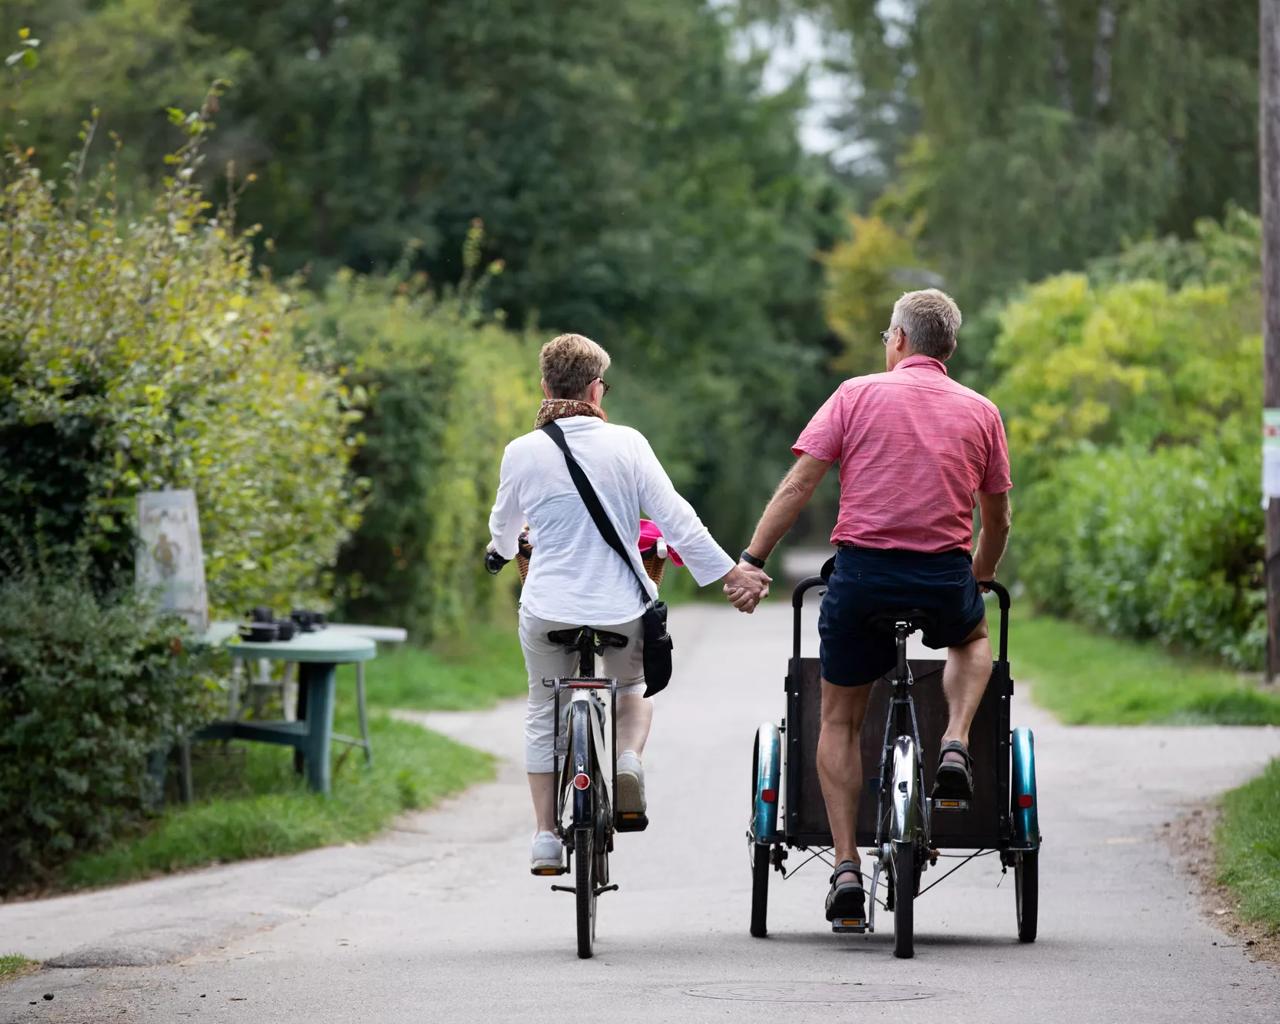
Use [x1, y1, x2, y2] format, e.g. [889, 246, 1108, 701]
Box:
[793, 355, 1011, 553]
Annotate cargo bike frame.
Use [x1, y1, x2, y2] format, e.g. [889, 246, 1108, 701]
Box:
[747, 569, 1041, 957]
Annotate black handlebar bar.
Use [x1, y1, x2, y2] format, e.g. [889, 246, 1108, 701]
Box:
[791, 573, 1010, 665]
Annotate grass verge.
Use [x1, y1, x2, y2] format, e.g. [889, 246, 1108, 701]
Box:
[1011, 615, 1280, 725]
[345, 624, 526, 711]
[1218, 759, 1280, 933]
[60, 703, 493, 890]
[0, 955, 37, 982]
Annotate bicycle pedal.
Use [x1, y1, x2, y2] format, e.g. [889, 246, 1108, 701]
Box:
[615, 811, 649, 833]
[932, 797, 971, 812]
[831, 918, 867, 934]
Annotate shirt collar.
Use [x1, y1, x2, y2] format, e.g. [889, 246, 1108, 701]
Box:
[894, 354, 949, 376]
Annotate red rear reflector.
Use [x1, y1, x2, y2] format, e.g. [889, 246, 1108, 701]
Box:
[1017, 793, 1034, 808]
[573, 772, 591, 791]
[761, 788, 777, 803]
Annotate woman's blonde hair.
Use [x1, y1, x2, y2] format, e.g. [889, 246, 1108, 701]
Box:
[540, 333, 611, 399]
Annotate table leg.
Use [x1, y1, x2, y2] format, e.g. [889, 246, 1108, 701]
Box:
[299, 662, 336, 794]
[356, 661, 373, 766]
[293, 675, 309, 775]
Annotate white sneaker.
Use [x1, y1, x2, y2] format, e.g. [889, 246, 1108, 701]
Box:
[530, 831, 563, 875]
[616, 750, 646, 815]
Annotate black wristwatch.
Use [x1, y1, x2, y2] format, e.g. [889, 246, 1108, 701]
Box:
[740, 548, 766, 570]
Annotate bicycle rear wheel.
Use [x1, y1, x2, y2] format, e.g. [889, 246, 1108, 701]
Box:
[568, 701, 598, 959]
[891, 839, 915, 959]
[575, 826, 596, 958]
[1015, 850, 1038, 943]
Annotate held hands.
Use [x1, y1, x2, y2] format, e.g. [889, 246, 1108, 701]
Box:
[723, 561, 771, 614]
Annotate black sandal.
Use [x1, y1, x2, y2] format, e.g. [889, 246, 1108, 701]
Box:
[824, 859, 865, 921]
[932, 740, 974, 801]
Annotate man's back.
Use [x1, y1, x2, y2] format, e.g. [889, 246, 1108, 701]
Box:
[792, 354, 1010, 552]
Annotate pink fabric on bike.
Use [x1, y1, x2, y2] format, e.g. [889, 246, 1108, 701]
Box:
[637, 518, 683, 566]
[792, 355, 1011, 553]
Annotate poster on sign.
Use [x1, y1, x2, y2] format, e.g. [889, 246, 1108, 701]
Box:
[136, 489, 209, 632]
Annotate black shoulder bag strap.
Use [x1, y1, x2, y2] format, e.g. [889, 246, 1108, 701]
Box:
[540, 421, 652, 605]
[540, 420, 674, 697]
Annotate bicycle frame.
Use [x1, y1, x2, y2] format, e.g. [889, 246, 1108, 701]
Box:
[549, 676, 617, 837]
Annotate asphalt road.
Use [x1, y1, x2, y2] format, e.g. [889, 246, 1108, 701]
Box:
[3, 601, 1279, 1023]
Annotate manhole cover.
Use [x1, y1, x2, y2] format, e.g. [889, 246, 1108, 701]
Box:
[684, 981, 942, 1004]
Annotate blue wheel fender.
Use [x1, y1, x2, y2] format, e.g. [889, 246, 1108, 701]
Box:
[752, 722, 782, 843]
[1011, 726, 1040, 849]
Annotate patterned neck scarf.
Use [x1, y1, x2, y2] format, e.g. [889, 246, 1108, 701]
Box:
[534, 399, 607, 429]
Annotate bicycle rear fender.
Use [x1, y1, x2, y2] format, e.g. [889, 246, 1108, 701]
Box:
[570, 701, 594, 827]
[752, 722, 782, 842]
[1010, 727, 1039, 849]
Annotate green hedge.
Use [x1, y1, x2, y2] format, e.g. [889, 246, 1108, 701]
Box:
[1018, 441, 1263, 668]
[0, 110, 359, 614]
[296, 263, 537, 641]
[0, 572, 217, 893]
[988, 224, 1262, 668]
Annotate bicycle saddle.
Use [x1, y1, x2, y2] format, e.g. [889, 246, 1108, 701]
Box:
[546, 627, 629, 649]
[864, 608, 936, 636]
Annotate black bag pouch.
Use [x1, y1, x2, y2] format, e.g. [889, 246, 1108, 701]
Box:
[541, 420, 674, 698]
[640, 600, 673, 697]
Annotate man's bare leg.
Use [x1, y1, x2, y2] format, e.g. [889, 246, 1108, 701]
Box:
[940, 620, 992, 775]
[816, 680, 873, 883]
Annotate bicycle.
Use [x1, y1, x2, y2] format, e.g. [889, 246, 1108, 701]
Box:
[749, 572, 1038, 959]
[485, 548, 639, 959]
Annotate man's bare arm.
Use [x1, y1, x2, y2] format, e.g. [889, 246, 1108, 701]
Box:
[972, 490, 1012, 583]
[745, 454, 833, 562]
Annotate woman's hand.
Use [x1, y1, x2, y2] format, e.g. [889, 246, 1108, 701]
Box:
[723, 561, 771, 613]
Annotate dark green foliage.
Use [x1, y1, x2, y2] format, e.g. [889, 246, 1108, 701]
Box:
[1018, 443, 1263, 668]
[295, 268, 536, 641]
[990, 213, 1262, 667]
[0, 572, 217, 892]
[0, 108, 360, 615]
[789, 0, 1258, 311]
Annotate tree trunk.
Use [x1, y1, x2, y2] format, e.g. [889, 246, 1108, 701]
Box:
[1038, 0, 1074, 113]
[1262, 0, 1280, 678]
[1092, 2, 1116, 115]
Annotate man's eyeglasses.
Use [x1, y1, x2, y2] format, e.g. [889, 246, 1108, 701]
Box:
[594, 377, 612, 396]
[880, 327, 896, 346]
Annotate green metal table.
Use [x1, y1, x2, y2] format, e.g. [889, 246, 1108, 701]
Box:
[198, 630, 376, 795]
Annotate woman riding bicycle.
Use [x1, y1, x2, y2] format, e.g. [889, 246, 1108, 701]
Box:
[487, 332, 770, 873]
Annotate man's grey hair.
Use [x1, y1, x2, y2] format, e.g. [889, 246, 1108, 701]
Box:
[891, 289, 962, 360]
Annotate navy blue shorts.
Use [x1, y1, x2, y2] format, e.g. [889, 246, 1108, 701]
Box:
[818, 546, 986, 687]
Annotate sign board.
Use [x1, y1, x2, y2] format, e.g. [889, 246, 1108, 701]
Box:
[135, 489, 209, 632]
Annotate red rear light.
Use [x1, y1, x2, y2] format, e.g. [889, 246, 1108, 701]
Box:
[573, 772, 591, 791]
[761, 788, 777, 803]
[1017, 793, 1034, 808]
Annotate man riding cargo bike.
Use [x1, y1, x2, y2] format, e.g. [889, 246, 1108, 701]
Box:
[726, 289, 1030, 954]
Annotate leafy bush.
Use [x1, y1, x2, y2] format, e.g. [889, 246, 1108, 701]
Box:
[295, 258, 537, 641]
[0, 571, 217, 893]
[989, 228, 1262, 667]
[1018, 440, 1263, 668]
[0, 105, 360, 613]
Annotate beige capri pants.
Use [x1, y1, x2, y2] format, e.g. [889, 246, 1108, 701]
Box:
[519, 607, 646, 773]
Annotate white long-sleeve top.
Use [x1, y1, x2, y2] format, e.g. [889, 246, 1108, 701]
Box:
[488, 417, 736, 625]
